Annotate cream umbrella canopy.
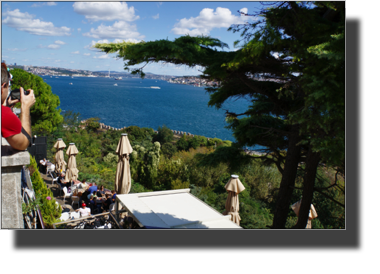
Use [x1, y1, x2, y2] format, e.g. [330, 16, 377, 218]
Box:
[223, 174, 246, 225]
[115, 133, 133, 194]
[291, 199, 318, 229]
[53, 138, 66, 173]
[65, 143, 79, 183]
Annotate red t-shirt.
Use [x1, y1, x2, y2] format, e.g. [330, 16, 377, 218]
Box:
[1, 105, 22, 138]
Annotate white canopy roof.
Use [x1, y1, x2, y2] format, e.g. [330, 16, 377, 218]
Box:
[116, 189, 242, 229]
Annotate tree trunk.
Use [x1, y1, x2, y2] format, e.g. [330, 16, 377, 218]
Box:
[293, 148, 320, 229]
[272, 126, 302, 229]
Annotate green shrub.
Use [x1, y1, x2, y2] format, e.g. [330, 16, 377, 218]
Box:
[171, 178, 190, 190]
[27, 155, 62, 228]
[154, 125, 174, 145]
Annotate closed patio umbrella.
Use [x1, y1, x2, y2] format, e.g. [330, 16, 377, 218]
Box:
[291, 199, 318, 229]
[53, 138, 66, 173]
[65, 143, 79, 183]
[223, 174, 245, 225]
[115, 133, 133, 194]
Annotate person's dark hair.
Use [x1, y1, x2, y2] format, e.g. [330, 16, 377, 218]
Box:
[1, 63, 9, 87]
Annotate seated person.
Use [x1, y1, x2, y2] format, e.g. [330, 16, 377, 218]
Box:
[93, 196, 102, 214]
[40, 158, 47, 166]
[88, 183, 98, 195]
[104, 187, 112, 195]
[41, 159, 55, 172]
[88, 196, 96, 213]
[41, 158, 54, 175]
[87, 192, 94, 200]
[80, 189, 90, 204]
[102, 194, 113, 211]
[75, 203, 91, 217]
[58, 172, 69, 188]
[111, 190, 116, 203]
[96, 185, 105, 197]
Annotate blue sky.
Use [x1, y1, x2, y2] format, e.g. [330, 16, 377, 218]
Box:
[1, 1, 264, 76]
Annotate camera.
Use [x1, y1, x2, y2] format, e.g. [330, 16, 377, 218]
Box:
[10, 88, 30, 100]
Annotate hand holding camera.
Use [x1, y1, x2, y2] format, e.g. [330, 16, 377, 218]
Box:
[10, 87, 30, 100]
[8, 87, 35, 109]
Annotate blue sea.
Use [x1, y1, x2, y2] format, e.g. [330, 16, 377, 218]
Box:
[43, 75, 260, 149]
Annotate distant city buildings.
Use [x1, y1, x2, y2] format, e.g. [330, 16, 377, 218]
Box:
[4, 64, 222, 86]
[168, 76, 220, 87]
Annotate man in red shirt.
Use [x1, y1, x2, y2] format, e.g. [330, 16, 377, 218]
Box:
[1, 62, 35, 150]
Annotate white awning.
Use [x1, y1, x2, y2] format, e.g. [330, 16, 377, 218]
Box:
[116, 189, 242, 229]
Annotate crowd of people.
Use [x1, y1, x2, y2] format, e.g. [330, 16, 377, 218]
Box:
[47, 166, 119, 218]
[59, 178, 117, 217]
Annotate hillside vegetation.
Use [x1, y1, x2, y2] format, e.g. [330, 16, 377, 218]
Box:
[46, 114, 344, 229]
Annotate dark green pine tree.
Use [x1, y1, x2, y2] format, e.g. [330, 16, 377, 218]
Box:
[94, 1, 345, 229]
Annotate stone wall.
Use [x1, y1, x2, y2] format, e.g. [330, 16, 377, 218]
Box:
[1, 138, 30, 229]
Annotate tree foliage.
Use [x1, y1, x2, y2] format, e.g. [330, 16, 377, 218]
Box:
[153, 125, 174, 145]
[95, 1, 345, 229]
[86, 117, 100, 132]
[43, 117, 343, 229]
[10, 68, 63, 134]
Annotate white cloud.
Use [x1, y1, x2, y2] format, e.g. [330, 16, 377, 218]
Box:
[77, 28, 81, 32]
[152, 14, 159, 20]
[82, 21, 144, 40]
[2, 9, 71, 36]
[6, 48, 27, 52]
[31, 2, 57, 8]
[70, 61, 75, 63]
[55, 40, 65, 45]
[73, 2, 139, 22]
[47, 44, 60, 49]
[71, 51, 80, 54]
[83, 53, 91, 56]
[172, 7, 249, 36]
[239, 8, 248, 15]
[93, 54, 110, 59]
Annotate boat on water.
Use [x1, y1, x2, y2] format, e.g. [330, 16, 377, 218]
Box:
[115, 77, 122, 80]
[150, 86, 161, 89]
[69, 83, 73, 85]
[114, 83, 118, 86]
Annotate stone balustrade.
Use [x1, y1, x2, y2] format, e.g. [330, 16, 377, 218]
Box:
[1, 137, 30, 229]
